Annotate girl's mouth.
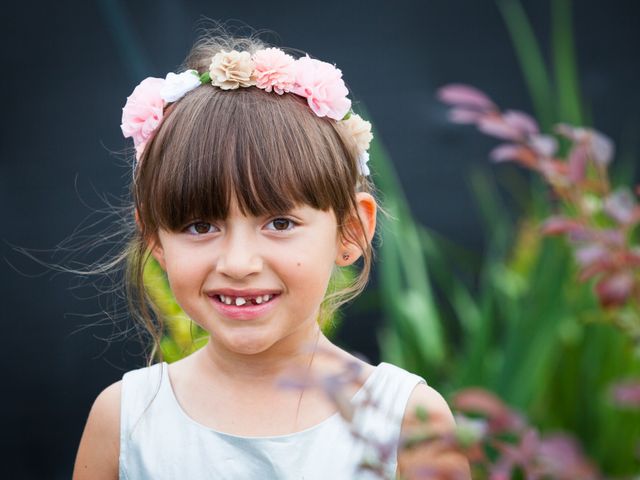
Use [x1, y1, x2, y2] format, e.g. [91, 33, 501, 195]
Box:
[208, 293, 280, 320]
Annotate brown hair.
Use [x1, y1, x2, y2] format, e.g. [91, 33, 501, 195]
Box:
[127, 31, 376, 366]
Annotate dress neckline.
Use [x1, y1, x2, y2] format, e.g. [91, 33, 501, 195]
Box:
[160, 361, 385, 441]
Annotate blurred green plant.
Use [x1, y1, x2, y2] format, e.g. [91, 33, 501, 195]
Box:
[371, 0, 640, 475]
[371, 127, 640, 476]
[142, 257, 208, 363]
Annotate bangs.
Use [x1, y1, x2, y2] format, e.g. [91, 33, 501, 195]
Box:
[136, 86, 358, 232]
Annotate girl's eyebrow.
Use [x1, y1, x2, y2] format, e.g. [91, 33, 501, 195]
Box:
[262, 207, 303, 215]
[277, 208, 308, 217]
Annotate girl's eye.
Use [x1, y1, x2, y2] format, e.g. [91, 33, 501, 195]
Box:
[266, 217, 296, 231]
[186, 222, 217, 235]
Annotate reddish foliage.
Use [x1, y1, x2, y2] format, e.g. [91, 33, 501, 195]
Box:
[438, 82, 640, 314]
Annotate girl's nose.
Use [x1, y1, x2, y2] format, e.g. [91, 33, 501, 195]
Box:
[215, 232, 263, 279]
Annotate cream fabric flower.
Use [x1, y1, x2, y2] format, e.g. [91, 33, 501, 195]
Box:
[340, 113, 373, 154]
[209, 50, 256, 90]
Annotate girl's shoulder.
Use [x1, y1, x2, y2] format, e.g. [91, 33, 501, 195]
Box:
[402, 381, 454, 429]
[396, 374, 470, 478]
[73, 380, 121, 479]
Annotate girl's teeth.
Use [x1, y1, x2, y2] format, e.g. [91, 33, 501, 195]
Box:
[218, 294, 275, 305]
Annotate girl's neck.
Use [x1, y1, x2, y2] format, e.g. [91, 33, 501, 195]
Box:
[194, 322, 329, 385]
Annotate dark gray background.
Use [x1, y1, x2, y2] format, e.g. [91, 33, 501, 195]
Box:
[1, 0, 638, 477]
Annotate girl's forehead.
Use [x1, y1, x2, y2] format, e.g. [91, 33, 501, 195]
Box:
[220, 197, 333, 219]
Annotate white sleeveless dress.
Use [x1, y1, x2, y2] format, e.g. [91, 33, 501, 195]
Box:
[119, 361, 427, 480]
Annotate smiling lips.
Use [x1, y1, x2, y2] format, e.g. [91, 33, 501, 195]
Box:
[207, 289, 281, 319]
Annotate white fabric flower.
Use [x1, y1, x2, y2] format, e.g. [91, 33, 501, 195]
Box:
[358, 152, 371, 176]
[160, 70, 201, 103]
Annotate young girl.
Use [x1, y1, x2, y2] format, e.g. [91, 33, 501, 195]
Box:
[73, 31, 466, 480]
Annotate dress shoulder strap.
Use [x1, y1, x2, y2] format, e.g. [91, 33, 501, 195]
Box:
[120, 362, 165, 433]
[350, 362, 427, 477]
[119, 362, 165, 480]
[368, 362, 427, 425]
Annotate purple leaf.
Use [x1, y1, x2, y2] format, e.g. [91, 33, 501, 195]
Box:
[529, 134, 558, 157]
[454, 413, 489, 443]
[575, 244, 610, 268]
[437, 83, 496, 110]
[539, 159, 570, 188]
[589, 130, 615, 166]
[628, 248, 640, 267]
[538, 434, 599, 479]
[452, 388, 525, 434]
[503, 110, 539, 136]
[478, 116, 522, 141]
[568, 144, 589, 183]
[489, 144, 522, 163]
[556, 124, 615, 166]
[595, 271, 635, 307]
[604, 189, 638, 225]
[555, 123, 587, 142]
[541, 216, 584, 236]
[492, 429, 541, 479]
[275, 376, 313, 390]
[490, 144, 537, 168]
[569, 228, 624, 248]
[448, 107, 485, 124]
[611, 380, 640, 408]
[596, 228, 626, 247]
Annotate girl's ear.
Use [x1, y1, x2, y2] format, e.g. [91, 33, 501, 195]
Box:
[135, 208, 167, 271]
[336, 192, 377, 266]
[150, 239, 167, 271]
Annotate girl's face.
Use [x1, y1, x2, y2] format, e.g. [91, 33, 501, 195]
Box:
[151, 200, 346, 356]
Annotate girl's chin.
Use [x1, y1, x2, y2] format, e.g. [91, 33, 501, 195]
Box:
[215, 332, 277, 356]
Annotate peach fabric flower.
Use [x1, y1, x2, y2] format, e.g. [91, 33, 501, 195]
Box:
[209, 50, 256, 90]
[340, 113, 373, 154]
[252, 48, 296, 94]
[291, 55, 351, 120]
[120, 77, 165, 147]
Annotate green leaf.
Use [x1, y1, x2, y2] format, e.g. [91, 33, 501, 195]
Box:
[199, 71, 211, 84]
[497, 0, 554, 131]
[551, 0, 584, 125]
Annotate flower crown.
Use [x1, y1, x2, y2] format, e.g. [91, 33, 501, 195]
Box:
[120, 47, 373, 176]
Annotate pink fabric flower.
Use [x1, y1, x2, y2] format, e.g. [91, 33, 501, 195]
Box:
[135, 141, 147, 161]
[252, 48, 296, 95]
[291, 55, 351, 120]
[120, 77, 165, 147]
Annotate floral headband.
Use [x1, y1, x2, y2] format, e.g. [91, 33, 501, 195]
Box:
[120, 47, 373, 176]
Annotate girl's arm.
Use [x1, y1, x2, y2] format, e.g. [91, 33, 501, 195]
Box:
[397, 384, 471, 480]
[72, 381, 121, 480]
